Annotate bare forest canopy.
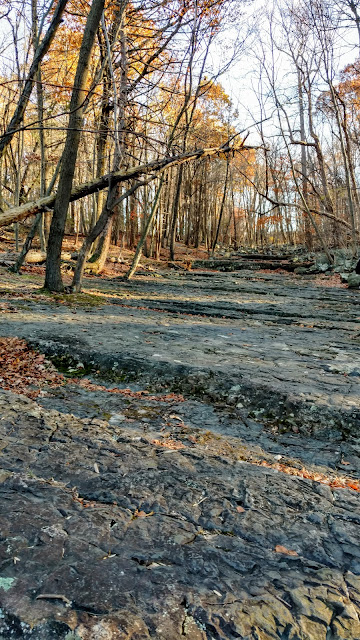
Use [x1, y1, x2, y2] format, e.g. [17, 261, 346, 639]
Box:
[0, 0, 360, 290]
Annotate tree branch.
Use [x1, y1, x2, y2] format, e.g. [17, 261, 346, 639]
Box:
[0, 141, 253, 228]
[0, 0, 69, 161]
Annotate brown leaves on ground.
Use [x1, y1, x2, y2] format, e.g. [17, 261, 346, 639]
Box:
[185, 430, 360, 494]
[313, 274, 347, 288]
[274, 545, 299, 557]
[0, 302, 17, 313]
[0, 337, 64, 398]
[151, 438, 185, 450]
[132, 509, 154, 518]
[73, 378, 185, 403]
[259, 460, 360, 492]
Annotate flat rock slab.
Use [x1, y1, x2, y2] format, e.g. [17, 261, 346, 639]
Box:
[0, 269, 359, 434]
[1, 386, 360, 639]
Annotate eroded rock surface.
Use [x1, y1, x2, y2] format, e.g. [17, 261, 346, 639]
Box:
[0, 269, 360, 638]
[0, 384, 360, 639]
[0, 269, 359, 434]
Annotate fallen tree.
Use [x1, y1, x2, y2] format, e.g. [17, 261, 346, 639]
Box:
[0, 142, 249, 228]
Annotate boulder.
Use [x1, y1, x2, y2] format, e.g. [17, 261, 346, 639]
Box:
[347, 272, 360, 288]
[317, 262, 331, 272]
[294, 266, 311, 275]
[25, 250, 46, 264]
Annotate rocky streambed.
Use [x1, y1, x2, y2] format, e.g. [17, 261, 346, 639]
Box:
[0, 268, 359, 639]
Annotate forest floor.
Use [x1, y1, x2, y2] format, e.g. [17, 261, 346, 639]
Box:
[0, 255, 359, 639]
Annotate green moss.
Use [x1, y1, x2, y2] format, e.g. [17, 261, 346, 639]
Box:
[124, 405, 161, 420]
[37, 289, 107, 308]
[0, 577, 15, 591]
[49, 354, 94, 378]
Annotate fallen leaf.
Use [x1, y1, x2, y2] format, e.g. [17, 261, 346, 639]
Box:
[0, 337, 64, 398]
[133, 509, 154, 518]
[151, 438, 185, 450]
[274, 545, 298, 557]
[73, 379, 185, 403]
[236, 506, 245, 513]
[192, 496, 208, 507]
[102, 551, 117, 559]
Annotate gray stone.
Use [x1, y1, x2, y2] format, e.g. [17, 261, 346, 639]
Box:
[0, 383, 358, 638]
[347, 272, 360, 288]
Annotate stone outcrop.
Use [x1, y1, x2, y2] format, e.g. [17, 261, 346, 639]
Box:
[0, 387, 360, 639]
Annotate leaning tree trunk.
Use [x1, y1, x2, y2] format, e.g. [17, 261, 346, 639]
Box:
[11, 161, 61, 273]
[44, 0, 105, 291]
[71, 178, 150, 292]
[0, 0, 69, 162]
[169, 164, 184, 261]
[89, 5, 127, 272]
[0, 144, 246, 228]
[126, 176, 163, 279]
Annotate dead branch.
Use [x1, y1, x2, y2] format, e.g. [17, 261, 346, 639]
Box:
[0, 141, 253, 228]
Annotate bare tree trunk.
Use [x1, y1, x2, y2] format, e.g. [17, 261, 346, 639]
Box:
[11, 160, 61, 273]
[71, 179, 148, 291]
[32, 0, 47, 251]
[126, 176, 163, 279]
[212, 153, 230, 254]
[89, 4, 127, 272]
[44, 0, 105, 291]
[169, 164, 183, 261]
[91, 72, 111, 229]
[0, 0, 69, 162]
[327, 82, 358, 256]
[298, 69, 312, 250]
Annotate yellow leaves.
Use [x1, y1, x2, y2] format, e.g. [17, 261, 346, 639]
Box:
[42, 25, 93, 104]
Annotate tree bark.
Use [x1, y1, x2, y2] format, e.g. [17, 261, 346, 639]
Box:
[125, 176, 163, 279]
[44, 0, 106, 291]
[169, 164, 184, 261]
[71, 178, 150, 291]
[0, 143, 243, 229]
[298, 69, 312, 250]
[0, 0, 69, 161]
[212, 153, 230, 254]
